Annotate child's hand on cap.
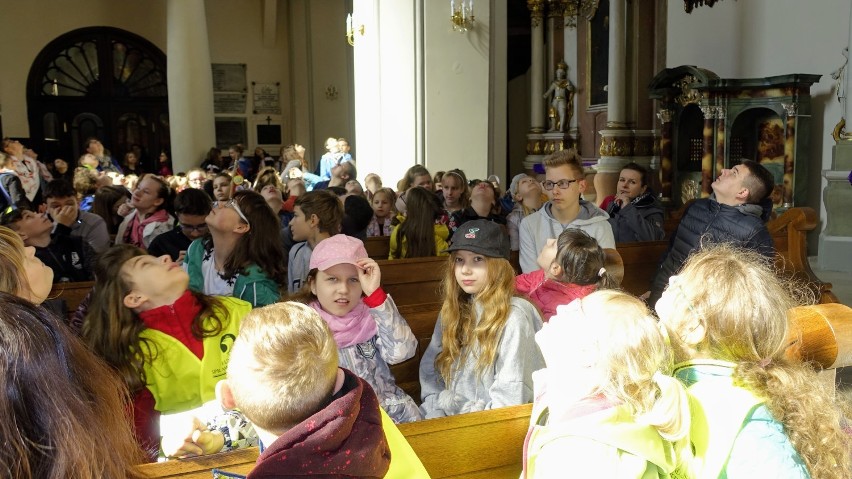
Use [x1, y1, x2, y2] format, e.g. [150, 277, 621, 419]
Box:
[355, 258, 381, 296]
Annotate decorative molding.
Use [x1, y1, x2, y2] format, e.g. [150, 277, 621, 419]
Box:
[599, 135, 634, 157]
[548, 0, 565, 19]
[528, 0, 546, 27]
[561, 0, 598, 28]
[657, 108, 673, 124]
[674, 75, 702, 107]
[715, 106, 726, 120]
[781, 102, 798, 117]
[700, 104, 717, 119]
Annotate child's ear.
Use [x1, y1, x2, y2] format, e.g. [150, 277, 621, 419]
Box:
[548, 262, 563, 279]
[233, 222, 250, 234]
[123, 290, 148, 309]
[216, 380, 237, 410]
[309, 277, 318, 296]
[308, 213, 320, 229]
[679, 316, 707, 348]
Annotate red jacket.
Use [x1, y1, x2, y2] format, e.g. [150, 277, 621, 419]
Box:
[515, 269, 596, 321]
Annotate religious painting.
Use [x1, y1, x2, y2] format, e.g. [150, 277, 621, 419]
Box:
[756, 118, 787, 208]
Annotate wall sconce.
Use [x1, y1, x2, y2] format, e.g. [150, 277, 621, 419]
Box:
[346, 13, 365, 46]
[451, 0, 474, 33]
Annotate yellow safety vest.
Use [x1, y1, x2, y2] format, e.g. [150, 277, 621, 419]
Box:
[140, 297, 250, 414]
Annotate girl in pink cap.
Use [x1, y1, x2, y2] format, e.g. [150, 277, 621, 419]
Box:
[289, 234, 422, 423]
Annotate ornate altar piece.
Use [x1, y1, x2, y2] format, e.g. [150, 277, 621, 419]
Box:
[648, 66, 820, 211]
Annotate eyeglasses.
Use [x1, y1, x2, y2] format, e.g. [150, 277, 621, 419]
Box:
[180, 223, 209, 233]
[542, 179, 580, 191]
[214, 199, 250, 227]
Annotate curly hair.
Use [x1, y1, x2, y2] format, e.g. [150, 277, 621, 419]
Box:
[435, 253, 517, 383]
[664, 244, 849, 479]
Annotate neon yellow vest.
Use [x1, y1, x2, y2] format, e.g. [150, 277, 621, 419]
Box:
[140, 297, 251, 414]
[378, 408, 430, 479]
[683, 369, 763, 479]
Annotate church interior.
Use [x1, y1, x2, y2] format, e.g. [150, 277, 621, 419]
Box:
[1, 0, 850, 279]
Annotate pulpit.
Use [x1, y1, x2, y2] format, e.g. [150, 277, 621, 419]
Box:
[649, 66, 820, 211]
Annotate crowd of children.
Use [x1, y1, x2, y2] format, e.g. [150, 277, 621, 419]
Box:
[0, 137, 848, 478]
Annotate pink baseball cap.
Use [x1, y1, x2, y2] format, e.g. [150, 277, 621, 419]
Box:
[309, 234, 368, 271]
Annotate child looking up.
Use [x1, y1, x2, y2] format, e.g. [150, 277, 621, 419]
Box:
[389, 186, 449, 259]
[524, 290, 691, 478]
[367, 187, 396, 237]
[290, 234, 422, 423]
[184, 190, 286, 307]
[420, 219, 544, 418]
[656, 244, 850, 479]
[0, 225, 53, 304]
[506, 173, 544, 252]
[116, 173, 175, 250]
[287, 190, 343, 293]
[82, 245, 251, 457]
[515, 229, 616, 320]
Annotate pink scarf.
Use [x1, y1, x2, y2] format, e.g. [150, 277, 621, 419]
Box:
[310, 301, 378, 348]
[127, 208, 169, 248]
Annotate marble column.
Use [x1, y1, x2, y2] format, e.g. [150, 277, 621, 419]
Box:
[525, 0, 547, 172]
[606, 0, 627, 128]
[594, 0, 630, 203]
[657, 108, 674, 202]
[715, 106, 726, 177]
[782, 103, 797, 205]
[167, 0, 216, 173]
[699, 104, 716, 197]
[529, 1, 546, 131]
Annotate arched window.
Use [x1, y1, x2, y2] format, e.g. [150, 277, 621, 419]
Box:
[27, 27, 169, 171]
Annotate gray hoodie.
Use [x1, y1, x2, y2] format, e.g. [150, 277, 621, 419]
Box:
[518, 200, 615, 273]
[419, 297, 545, 419]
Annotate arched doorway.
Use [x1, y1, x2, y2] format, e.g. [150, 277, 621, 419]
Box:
[26, 26, 169, 171]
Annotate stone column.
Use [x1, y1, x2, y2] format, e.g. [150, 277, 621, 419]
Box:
[606, 0, 627, 128]
[167, 0, 216, 173]
[525, 0, 547, 172]
[529, 1, 546, 131]
[593, 0, 630, 204]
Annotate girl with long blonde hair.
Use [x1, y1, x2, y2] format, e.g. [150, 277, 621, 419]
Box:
[419, 219, 544, 418]
[656, 244, 850, 479]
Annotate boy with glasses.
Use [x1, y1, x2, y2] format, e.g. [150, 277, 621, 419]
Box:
[518, 150, 614, 273]
[148, 188, 212, 262]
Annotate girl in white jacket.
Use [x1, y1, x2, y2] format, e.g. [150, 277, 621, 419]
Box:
[420, 219, 545, 418]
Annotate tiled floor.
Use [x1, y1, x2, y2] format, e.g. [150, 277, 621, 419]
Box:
[811, 259, 852, 308]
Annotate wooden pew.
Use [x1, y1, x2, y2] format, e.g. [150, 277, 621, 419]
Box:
[138, 303, 852, 479]
[365, 235, 391, 260]
[48, 280, 94, 318]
